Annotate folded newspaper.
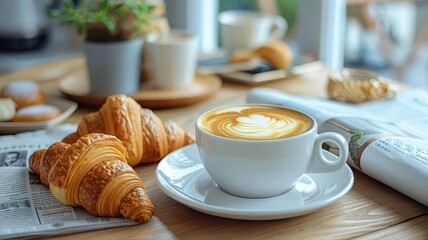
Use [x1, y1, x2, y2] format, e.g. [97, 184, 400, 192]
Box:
[0, 125, 137, 240]
[247, 88, 428, 206]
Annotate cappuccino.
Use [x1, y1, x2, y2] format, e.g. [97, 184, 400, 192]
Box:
[196, 104, 348, 198]
[198, 105, 312, 140]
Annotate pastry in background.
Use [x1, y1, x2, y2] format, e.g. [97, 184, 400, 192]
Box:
[0, 80, 45, 109]
[12, 104, 61, 122]
[29, 133, 155, 223]
[0, 98, 16, 122]
[254, 41, 293, 69]
[229, 49, 255, 63]
[229, 41, 294, 69]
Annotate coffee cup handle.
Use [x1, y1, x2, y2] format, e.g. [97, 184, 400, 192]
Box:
[268, 15, 287, 40]
[306, 132, 348, 173]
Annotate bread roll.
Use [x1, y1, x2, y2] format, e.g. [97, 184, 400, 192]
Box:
[0, 98, 16, 122]
[12, 104, 61, 122]
[0, 80, 45, 108]
[229, 49, 255, 63]
[254, 41, 293, 69]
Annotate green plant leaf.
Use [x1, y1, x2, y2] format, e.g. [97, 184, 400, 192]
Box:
[100, 0, 109, 10]
[48, 0, 155, 40]
[104, 16, 116, 33]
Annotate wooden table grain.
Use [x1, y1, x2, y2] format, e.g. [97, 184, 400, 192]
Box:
[1, 57, 427, 240]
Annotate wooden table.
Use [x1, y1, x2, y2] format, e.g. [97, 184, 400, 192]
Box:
[1, 57, 427, 239]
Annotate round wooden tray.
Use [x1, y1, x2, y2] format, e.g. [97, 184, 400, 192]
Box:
[59, 69, 222, 109]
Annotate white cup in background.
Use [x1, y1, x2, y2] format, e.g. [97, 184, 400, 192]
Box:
[218, 10, 287, 52]
[146, 31, 198, 89]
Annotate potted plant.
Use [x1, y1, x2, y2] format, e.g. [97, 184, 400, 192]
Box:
[50, 0, 155, 95]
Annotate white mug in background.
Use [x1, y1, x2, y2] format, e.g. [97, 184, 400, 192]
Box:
[218, 10, 287, 52]
[195, 104, 348, 199]
[146, 31, 198, 89]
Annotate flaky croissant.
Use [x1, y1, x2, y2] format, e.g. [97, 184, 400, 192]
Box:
[62, 94, 194, 166]
[29, 133, 155, 223]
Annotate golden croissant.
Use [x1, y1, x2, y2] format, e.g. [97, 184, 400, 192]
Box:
[29, 133, 155, 223]
[62, 94, 195, 166]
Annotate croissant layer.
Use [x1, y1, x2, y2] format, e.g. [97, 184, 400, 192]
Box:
[29, 133, 155, 223]
[62, 94, 194, 166]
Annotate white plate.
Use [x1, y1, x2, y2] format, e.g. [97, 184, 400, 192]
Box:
[0, 98, 78, 134]
[155, 144, 354, 220]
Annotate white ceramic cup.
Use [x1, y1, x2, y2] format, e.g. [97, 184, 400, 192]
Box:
[218, 10, 287, 52]
[146, 31, 198, 89]
[195, 104, 348, 199]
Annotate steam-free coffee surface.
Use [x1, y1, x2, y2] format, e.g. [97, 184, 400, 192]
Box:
[198, 105, 312, 140]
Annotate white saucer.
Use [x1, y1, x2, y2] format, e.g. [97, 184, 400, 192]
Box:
[155, 144, 354, 220]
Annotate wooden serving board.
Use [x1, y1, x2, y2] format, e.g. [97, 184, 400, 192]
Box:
[59, 69, 222, 109]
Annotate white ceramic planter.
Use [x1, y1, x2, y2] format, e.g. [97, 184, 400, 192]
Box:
[84, 37, 143, 95]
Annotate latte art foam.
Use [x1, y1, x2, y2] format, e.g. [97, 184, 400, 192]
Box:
[199, 106, 313, 140]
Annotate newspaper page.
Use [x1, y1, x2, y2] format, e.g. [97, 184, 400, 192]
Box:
[247, 88, 428, 206]
[318, 117, 428, 206]
[0, 125, 137, 240]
